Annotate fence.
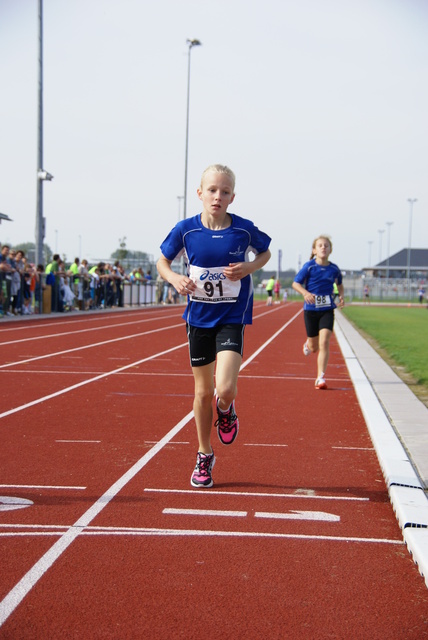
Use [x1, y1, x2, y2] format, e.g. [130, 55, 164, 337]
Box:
[0, 273, 174, 317]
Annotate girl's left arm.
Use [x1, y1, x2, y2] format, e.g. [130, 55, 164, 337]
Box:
[337, 282, 345, 308]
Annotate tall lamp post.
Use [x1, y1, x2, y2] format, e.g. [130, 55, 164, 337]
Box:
[385, 221, 393, 284]
[183, 39, 201, 222]
[177, 195, 184, 221]
[368, 240, 373, 267]
[378, 229, 385, 264]
[35, 0, 53, 266]
[406, 198, 417, 299]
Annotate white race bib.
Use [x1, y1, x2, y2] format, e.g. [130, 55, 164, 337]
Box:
[314, 294, 331, 308]
[188, 265, 241, 303]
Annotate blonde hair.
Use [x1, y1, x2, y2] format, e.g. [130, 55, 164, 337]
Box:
[310, 235, 332, 260]
[200, 164, 236, 191]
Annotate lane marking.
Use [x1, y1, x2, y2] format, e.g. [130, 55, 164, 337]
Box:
[55, 440, 101, 444]
[244, 443, 288, 447]
[0, 524, 402, 545]
[163, 508, 247, 517]
[0, 313, 304, 627]
[0, 497, 33, 512]
[145, 440, 190, 445]
[144, 488, 370, 502]
[0, 342, 188, 420]
[332, 446, 374, 451]
[0, 322, 184, 370]
[0, 484, 86, 490]
[255, 510, 341, 522]
[0, 311, 182, 347]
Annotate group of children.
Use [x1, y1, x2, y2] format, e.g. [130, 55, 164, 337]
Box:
[157, 164, 344, 488]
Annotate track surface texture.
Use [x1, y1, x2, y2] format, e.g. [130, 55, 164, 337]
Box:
[1, 303, 427, 639]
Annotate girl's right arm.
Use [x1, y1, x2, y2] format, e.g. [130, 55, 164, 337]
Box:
[156, 255, 196, 296]
[292, 281, 315, 305]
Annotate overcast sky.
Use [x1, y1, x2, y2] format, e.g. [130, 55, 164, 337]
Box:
[1, 0, 427, 273]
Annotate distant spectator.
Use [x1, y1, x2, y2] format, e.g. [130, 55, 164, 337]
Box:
[78, 259, 91, 310]
[0, 244, 13, 316]
[68, 258, 80, 298]
[274, 278, 281, 303]
[46, 253, 64, 312]
[33, 264, 45, 313]
[11, 249, 25, 315]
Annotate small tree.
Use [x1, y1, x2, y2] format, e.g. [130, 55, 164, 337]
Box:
[112, 237, 128, 262]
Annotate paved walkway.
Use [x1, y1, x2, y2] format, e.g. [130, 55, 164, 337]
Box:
[335, 310, 428, 588]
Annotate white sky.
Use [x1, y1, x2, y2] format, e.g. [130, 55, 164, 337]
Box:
[0, 0, 427, 272]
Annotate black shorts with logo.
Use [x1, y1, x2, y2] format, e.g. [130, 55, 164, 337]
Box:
[186, 323, 245, 367]
[304, 309, 335, 337]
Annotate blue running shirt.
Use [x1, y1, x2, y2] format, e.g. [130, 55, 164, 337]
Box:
[294, 259, 342, 311]
[160, 213, 271, 328]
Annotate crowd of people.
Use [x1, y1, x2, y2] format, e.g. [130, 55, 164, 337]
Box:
[0, 245, 177, 317]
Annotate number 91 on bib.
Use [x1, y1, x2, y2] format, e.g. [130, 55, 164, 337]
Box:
[188, 265, 241, 304]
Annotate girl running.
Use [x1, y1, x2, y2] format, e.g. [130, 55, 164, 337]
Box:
[292, 235, 344, 389]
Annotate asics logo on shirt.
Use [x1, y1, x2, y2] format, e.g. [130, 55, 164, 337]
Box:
[229, 245, 244, 256]
[200, 270, 226, 281]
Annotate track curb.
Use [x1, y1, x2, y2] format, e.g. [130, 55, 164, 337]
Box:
[334, 311, 428, 588]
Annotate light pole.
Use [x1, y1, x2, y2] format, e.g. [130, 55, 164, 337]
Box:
[177, 196, 184, 221]
[35, 0, 53, 266]
[183, 39, 201, 222]
[385, 221, 393, 284]
[406, 198, 417, 299]
[378, 229, 385, 264]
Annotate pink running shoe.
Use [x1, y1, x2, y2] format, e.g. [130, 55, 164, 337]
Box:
[215, 398, 239, 445]
[190, 451, 215, 488]
[315, 377, 327, 390]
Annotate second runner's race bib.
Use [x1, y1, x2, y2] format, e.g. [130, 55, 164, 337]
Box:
[314, 294, 331, 308]
[188, 265, 241, 303]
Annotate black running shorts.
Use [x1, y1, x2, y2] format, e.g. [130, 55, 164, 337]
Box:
[304, 309, 335, 337]
[186, 323, 245, 367]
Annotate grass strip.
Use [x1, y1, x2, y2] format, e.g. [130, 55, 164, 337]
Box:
[341, 305, 428, 404]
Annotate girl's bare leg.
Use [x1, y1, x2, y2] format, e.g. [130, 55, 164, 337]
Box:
[192, 362, 215, 454]
[317, 328, 331, 378]
[215, 350, 242, 411]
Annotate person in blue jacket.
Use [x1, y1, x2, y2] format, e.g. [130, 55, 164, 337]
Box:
[292, 235, 344, 390]
[157, 164, 271, 488]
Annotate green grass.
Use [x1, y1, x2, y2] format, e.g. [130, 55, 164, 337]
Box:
[342, 306, 428, 392]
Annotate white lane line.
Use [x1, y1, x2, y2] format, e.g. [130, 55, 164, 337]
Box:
[0, 484, 86, 490]
[0, 497, 33, 511]
[244, 443, 288, 447]
[0, 322, 183, 370]
[163, 508, 247, 517]
[0, 312, 182, 346]
[0, 526, 402, 545]
[145, 441, 190, 445]
[255, 510, 341, 522]
[0, 341, 187, 420]
[144, 488, 369, 502]
[332, 446, 374, 451]
[0, 314, 303, 627]
[238, 308, 303, 371]
[55, 440, 101, 444]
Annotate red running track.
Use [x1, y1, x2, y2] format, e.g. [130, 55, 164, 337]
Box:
[0, 303, 427, 639]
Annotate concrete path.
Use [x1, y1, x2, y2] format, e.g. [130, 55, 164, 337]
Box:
[335, 310, 428, 588]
